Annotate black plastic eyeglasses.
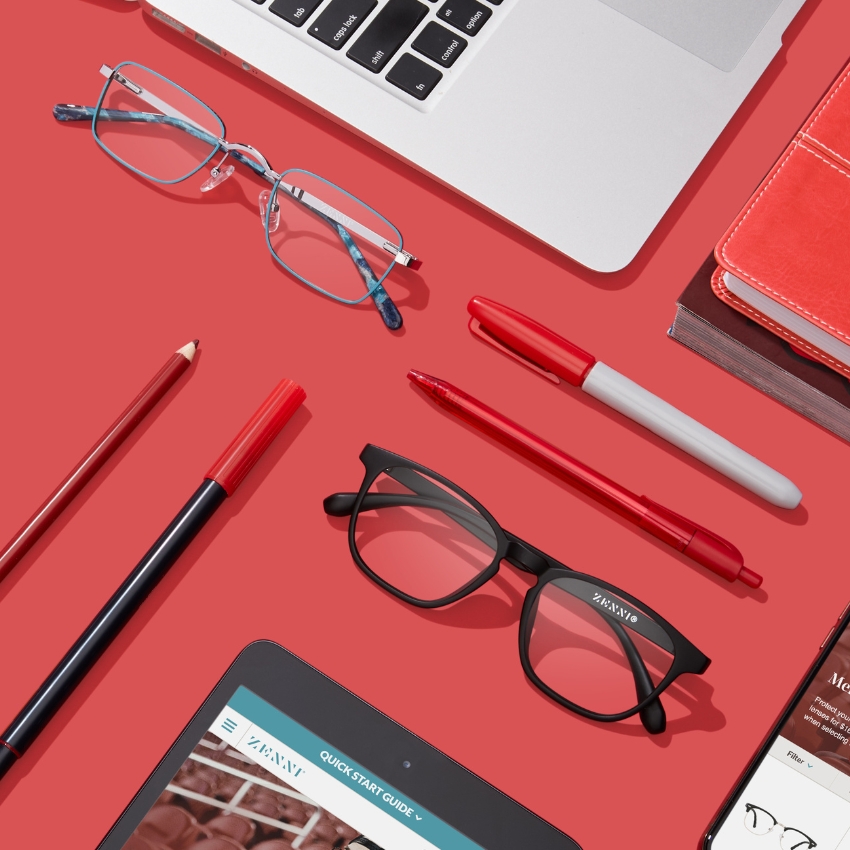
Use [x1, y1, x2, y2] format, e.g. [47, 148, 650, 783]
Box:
[324, 445, 711, 735]
[744, 804, 816, 849]
[53, 62, 420, 330]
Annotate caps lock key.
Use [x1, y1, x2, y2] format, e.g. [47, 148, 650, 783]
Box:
[309, 0, 378, 49]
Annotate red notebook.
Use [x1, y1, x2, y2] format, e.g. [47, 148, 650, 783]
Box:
[712, 60, 850, 377]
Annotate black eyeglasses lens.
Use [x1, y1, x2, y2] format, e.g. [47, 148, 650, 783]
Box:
[352, 468, 497, 602]
[527, 577, 676, 715]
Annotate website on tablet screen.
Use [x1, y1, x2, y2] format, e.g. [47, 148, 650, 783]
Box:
[122, 686, 485, 850]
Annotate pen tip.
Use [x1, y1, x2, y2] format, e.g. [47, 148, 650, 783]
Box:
[193, 339, 199, 347]
[407, 369, 438, 391]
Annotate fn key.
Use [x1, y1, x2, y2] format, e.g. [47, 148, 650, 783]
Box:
[386, 53, 442, 100]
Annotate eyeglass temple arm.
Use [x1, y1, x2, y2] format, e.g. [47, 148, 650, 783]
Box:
[323, 492, 496, 545]
[605, 617, 666, 733]
[275, 178, 420, 269]
[308, 212, 402, 331]
[53, 104, 268, 180]
[53, 104, 283, 184]
[54, 103, 221, 145]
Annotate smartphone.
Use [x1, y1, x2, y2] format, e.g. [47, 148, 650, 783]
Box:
[705, 602, 850, 849]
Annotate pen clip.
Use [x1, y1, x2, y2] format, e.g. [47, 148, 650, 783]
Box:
[468, 318, 560, 385]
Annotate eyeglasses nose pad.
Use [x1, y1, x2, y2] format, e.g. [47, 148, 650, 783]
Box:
[258, 190, 281, 233]
[199, 164, 235, 192]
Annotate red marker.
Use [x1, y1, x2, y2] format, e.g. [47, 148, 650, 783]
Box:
[0, 378, 306, 781]
[408, 369, 760, 589]
[468, 296, 801, 509]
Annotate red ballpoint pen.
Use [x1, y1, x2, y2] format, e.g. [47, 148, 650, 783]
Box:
[408, 369, 761, 588]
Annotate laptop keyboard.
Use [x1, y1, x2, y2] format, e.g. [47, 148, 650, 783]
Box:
[238, 0, 510, 106]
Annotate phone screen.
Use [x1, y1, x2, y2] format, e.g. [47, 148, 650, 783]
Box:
[709, 622, 850, 849]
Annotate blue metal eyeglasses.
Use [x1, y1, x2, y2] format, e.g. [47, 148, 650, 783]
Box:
[53, 61, 421, 330]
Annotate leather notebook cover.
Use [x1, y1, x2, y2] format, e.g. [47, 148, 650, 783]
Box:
[713, 60, 850, 376]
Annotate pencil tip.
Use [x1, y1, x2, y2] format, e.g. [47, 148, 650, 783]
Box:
[177, 341, 199, 362]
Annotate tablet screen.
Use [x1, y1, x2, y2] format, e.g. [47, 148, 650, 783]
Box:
[123, 686, 485, 850]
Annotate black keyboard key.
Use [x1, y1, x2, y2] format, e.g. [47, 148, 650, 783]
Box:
[486, 0, 502, 4]
[411, 21, 467, 67]
[386, 53, 442, 99]
[268, 0, 323, 26]
[347, 0, 428, 73]
[308, 0, 378, 50]
[437, 0, 491, 36]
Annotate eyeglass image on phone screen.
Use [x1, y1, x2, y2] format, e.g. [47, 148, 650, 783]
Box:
[707, 614, 850, 849]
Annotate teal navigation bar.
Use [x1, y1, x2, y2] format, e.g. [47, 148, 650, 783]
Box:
[228, 686, 484, 850]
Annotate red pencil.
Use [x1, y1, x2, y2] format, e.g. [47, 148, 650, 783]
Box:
[0, 340, 199, 583]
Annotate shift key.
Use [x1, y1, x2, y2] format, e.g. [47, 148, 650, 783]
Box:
[309, 0, 378, 50]
[347, 0, 429, 73]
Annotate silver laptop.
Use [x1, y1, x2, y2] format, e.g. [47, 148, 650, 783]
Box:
[139, 0, 807, 272]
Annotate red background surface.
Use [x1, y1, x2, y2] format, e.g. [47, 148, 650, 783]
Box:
[0, 2, 848, 847]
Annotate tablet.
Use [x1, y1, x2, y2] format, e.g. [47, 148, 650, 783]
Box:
[98, 640, 582, 850]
